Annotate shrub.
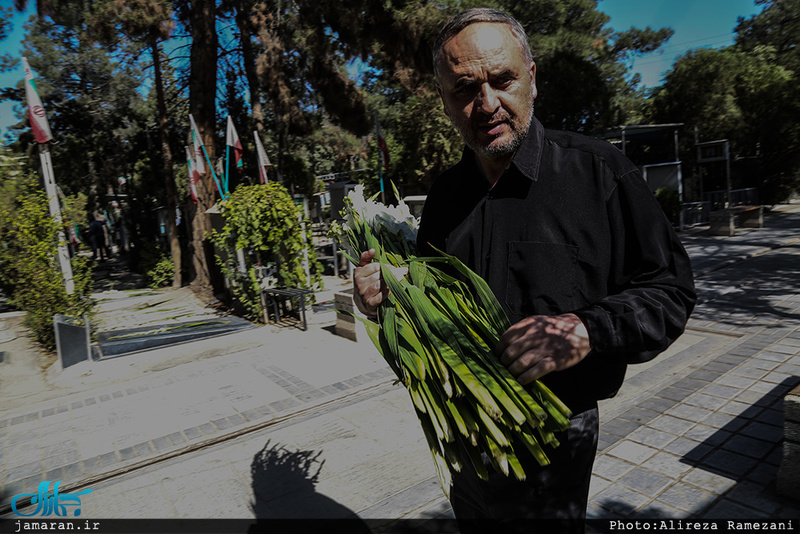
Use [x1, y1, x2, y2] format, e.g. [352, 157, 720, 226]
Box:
[0, 188, 94, 351]
[134, 240, 174, 289]
[211, 183, 323, 321]
[145, 254, 175, 289]
[655, 187, 681, 226]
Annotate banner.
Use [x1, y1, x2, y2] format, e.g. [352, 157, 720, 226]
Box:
[185, 145, 199, 203]
[254, 131, 271, 185]
[189, 114, 206, 175]
[22, 56, 53, 144]
[226, 116, 243, 173]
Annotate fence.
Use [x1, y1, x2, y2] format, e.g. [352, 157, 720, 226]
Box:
[701, 188, 759, 211]
[680, 188, 759, 229]
[681, 201, 711, 228]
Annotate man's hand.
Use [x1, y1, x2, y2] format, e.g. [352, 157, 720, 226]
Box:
[352, 249, 408, 318]
[353, 249, 385, 317]
[496, 313, 592, 385]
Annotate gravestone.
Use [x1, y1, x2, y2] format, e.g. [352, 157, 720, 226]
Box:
[54, 314, 91, 369]
[334, 290, 367, 342]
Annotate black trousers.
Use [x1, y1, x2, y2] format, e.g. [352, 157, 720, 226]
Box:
[450, 405, 599, 534]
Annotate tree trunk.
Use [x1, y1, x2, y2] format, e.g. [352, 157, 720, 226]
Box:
[151, 37, 182, 288]
[235, 4, 264, 134]
[188, 0, 219, 297]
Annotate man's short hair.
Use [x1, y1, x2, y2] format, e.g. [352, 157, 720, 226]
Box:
[432, 8, 533, 82]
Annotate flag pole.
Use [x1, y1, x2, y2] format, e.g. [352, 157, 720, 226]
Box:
[201, 145, 225, 199]
[39, 143, 74, 295]
[379, 166, 385, 204]
[225, 144, 230, 195]
[374, 112, 388, 204]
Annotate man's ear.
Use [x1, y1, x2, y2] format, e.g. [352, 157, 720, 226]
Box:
[435, 83, 451, 118]
[530, 61, 538, 100]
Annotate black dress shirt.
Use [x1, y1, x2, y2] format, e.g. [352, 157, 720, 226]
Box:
[417, 117, 696, 410]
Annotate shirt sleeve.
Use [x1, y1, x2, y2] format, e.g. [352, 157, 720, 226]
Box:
[574, 168, 697, 364]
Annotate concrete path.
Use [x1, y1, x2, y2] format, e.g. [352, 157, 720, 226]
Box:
[1, 203, 799, 531]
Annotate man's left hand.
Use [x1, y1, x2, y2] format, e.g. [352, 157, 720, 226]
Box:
[496, 313, 592, 385]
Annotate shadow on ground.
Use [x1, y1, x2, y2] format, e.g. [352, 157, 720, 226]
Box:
[679, 377, 800, 519]
[693, 245, 800, 328]
[91, 258, 146, 292]
[592, 378, 800, 523]
[248, 440, 371, 533]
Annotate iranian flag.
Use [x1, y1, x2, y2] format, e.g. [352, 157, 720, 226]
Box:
[22, 56, 53, 144]
[185, 145, 199, 203]
[254, 131, 271, 185]
[226, 116, 243, 173]
[189, 114, 206, 175]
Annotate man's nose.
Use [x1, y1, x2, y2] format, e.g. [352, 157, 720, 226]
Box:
[476, 83, 500, 114]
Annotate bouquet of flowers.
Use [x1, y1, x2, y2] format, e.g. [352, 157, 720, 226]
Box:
[333, 185, 571, 496]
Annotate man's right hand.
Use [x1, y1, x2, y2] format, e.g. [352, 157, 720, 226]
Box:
[353, 249, 386, 318]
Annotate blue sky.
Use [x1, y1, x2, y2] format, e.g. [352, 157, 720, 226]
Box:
[0, 0, 764, 141]
[599, 0, 762, 87]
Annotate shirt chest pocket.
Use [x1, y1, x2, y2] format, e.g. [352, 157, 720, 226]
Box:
[505, 241, 579, 319]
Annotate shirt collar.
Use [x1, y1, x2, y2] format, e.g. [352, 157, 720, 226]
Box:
[511, 115, 544, 182]
[458, 115, 544, 184]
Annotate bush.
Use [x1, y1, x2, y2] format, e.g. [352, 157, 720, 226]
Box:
[134, 240, 174, 289]
[211, 183, 323, 321]
[0, 188, 94, 351]
[145, 254, 175, 289]
[655, 187, 681, 226]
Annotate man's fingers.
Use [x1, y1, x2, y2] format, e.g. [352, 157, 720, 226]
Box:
[496, 324, 528, 362]
[505, 349, 545, 378]
[497, 328, 539, 367]
[359, 248, 377, 267]
[515, 358, 557, 386]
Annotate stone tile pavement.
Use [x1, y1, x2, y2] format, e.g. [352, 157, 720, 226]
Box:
[586, 205, 800, 525]
[0, 309, 397, 513]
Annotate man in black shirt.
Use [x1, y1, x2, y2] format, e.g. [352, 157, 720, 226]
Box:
[354, 7, 696, 532]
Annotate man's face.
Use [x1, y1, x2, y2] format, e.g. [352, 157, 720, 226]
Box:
[436, 22, 537, 160]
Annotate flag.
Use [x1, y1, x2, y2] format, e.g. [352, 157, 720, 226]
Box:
[189, 113, 226, 199]
[375, 113, 389, 170]
[185, 145, 199, 203]
[254, 131, 271, 185]
[226, 116, 243, 173]
[22, 56, 53, 144]
[189, 114, 206, 175]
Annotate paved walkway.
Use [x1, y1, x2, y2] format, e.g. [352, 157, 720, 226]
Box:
[1, 203, 799, 530]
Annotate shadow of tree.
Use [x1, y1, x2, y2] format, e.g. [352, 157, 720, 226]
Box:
[248, 440, 371, 533]
[591, 377, 800, 526]
[91, 258, 146, 292]
[692, 245, 800, 328]
[677, 376, 800, 518]
[587, 501, 672, 532]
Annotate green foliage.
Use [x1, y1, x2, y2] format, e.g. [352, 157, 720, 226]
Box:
[0, 155, 94, 351]
[211, 183, 322, 321]
[146, 254, 175, 289]
[649, 44, 800, 204]
[654, 187, 681, 226]
[0, 6, 12, 42]
[735, 0, 800, 73]
[508, 0, 673, 132]
[281, 152, 317, 199]
[373, 91, 463, 194]
[134, 240, 174, 289]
